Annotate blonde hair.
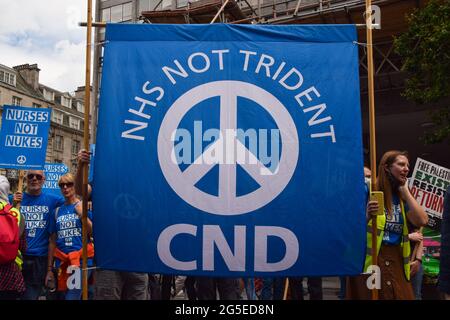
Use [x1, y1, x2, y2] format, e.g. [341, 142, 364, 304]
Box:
[58, 173, 75, 185]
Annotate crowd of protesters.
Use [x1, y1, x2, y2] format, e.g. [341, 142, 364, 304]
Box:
[1, 149, 449, 300]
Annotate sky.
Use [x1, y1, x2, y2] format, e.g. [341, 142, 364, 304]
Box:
[0, 0, 94, 93]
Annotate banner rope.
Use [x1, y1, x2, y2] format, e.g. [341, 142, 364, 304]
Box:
[86, 40, 109, 47]
[352, 41, 373, 47]
[81, 266, 98, 271]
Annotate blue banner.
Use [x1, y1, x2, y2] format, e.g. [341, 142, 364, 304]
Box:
[0, 105, 51, 170]
[94, 24, 366, 276]
[42, 163, 69, 196]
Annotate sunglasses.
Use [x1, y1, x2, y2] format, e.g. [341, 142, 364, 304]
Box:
[59, 182, 74, 189]
[27, 174, 44, 180]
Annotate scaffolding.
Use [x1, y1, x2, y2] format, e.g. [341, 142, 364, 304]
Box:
[138, 0, 426, 91]
[141, 0, 248, 24]
[140, 0, 426, 33]
[88, 0, 429, 146]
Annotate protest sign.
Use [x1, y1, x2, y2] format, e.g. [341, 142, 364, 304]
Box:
[409, 157, 449, 230]
[42, 163, 69, 196]
[409, 158, 449, 280]
[0, 105, 51, 170]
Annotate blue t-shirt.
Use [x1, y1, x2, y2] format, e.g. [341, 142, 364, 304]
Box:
[55, 202, 93, 256]
[382, 195, 408, 245]
[20, 192, 65, 256]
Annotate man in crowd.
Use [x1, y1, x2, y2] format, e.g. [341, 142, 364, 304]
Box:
[13, 170, 64, 300]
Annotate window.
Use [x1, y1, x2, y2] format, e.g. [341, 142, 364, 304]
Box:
[76, 101, 84, 113]
[32, 103, 41, 108]
[106, 2, 133, 22]
[54, 135, 64, 151]
[177, 0, 190, 8]
[69, 117, 80, 130]
[123, 2, 132, 21]
[161, 0, 172, 9]
[52, 110, 63, 124]
[142, 0, 171, 10]
[111, 5, 123, 22]
[139, 0, 150, 12]
[62, 96, 71, 108]
[0, 69, 16, 86]
[63, 114, 69, 126]
[102, 8, 111, 22]
[43, 89, 54, 101]
[12, 96, 22, 106]
[72, 140, 80, 155]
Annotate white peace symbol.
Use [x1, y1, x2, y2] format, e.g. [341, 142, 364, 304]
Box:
[157, 81, 299, 215]
[17, 155, 26, 164]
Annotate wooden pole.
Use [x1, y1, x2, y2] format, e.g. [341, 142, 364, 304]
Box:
[210, 0, 230, 24]
[365, 0, 378, 300]
[282, 278, 289, 300]
[15, 170, 25, 210]
[81, 0, 93, 301]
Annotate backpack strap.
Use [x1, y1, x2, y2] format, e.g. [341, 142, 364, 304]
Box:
[3, 203, 12, 213]
[1, 203, 18, 219]
[0, 202, 21, 230]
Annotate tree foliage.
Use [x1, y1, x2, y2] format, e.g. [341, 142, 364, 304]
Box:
[394, 0, 450, 144]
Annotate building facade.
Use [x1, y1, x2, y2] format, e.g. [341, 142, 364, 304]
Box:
[0, 63, 85, 186]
